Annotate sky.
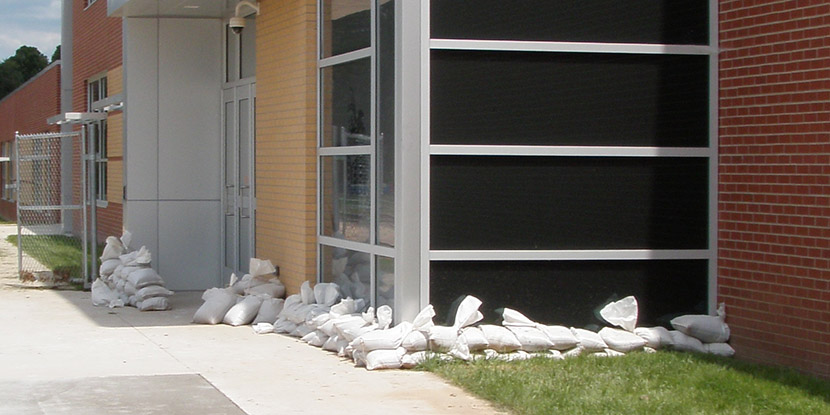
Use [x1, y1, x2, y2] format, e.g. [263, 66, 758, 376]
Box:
[0, 0, 62, 61]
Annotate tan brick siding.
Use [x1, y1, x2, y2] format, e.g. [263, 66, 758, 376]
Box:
[255, 0, 318, 295]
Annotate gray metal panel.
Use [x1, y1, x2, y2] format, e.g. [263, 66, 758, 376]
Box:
[158, 200, 221, 290]
[158, 18, 222, 201]
[124, 18, 159, 200]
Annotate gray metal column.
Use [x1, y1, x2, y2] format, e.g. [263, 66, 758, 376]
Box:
[60, 0, 74, 234]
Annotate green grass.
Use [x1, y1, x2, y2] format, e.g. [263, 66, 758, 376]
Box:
[0, 217, 14, 225]
[419, 351, 830, 415]
[6, 234, 100, 281]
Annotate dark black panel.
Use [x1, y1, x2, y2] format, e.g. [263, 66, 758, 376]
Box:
[430, 156, 709, 250]
[430, 260, 709, 328]
[324, 2, 370, 57]
[431, 50, 709, 147]
[431, 0, 709, 45]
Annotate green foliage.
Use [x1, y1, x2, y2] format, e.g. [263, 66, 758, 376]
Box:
[0, 45, 49, 100]
[51, 45, 61, 63]
[6, 234, 99, 280]
[421, 351, 830, 415]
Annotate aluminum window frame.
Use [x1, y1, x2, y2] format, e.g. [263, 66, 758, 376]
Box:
[87, 75, 108, 205]
[420, 0, 720, 313]
[317, 0, 391, 310]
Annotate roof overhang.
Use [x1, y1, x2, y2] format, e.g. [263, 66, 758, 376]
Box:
[108, 0, 233, 18]
[47, 112, 108, 125]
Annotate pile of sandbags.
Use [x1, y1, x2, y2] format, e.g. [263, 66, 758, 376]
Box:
[192, 258, 286, 326]
[329, 251, 371, 306]
[243, 283, 734, 369]
[91, 231, 173, 311]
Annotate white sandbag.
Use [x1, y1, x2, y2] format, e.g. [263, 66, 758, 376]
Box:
[134, 246, 152, 265]
[562, 346, 584, 358]
[571, 328, 608, 352]
[277, 294, 302, 317]
[330, 298, 365, 317]
[479, 325, 522, 353]
[376, 305, 393, 330]
[120, 230, 132, 251]
[427, 326, 459, 352]
[223, 295, 265, 326]
[124, 281, 137, 297]
[493, 350, 532, 362]
[341, 323, 377, 342]
[99, 259, 121, 277]
[245, 281, 285, 298]
[193, 288, 237, 325]
[501, 308, 537, 327]
[704, 342, 735, 357]
[100, 236, 124, 261]
[531, 350, 564, 360]
[452, 295, 484, 330]
[313, 283, 341, 307]
[599, 296, 638, 332]
[249, 258, 277, 277]
[115, 279, 126, 293]
[137, 296, 169, 311]
[459, 327, 489, 352]
[302, 330, 329, 347]
[135, 285, 174, 302]
[634, 326, 673, 349]
[332, 315, 369, 339]
[91, 278, 122, 308]
[448, 337, 472, 361]
[351, 322, 413, 353]
[401, 351, 431, 369]
[127, 268, 164, 289]
[401, 330, 429, 352]
[411, 305, 436, 331]
[300, 280, 315, 305]
[669, 330, 706, 353]
[362, 307, 376, 324]
[602, 348, 626, 357]
[671, 303, 730, 343]
[121, 266, 141, 279]
[507, 326, 554, 352]
[304, 305, 332, 328]
[254, 298, 285, 324]
[365, 347, 407, 371]
[599, 327, 646, 353]
[322, 334, 346, 353]
[252, 322, 274, 334]
[540, 325, 580, 351]
[290, 324, 315, 338]
[273, 317, 297, 334]
[128, 295, 137, 307]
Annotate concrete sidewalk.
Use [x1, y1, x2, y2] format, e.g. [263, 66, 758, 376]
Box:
[0, 288, 501, 414]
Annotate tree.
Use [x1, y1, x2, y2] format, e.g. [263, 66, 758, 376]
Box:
[0, 46, 49, 100]
[51, 45, 61, 63]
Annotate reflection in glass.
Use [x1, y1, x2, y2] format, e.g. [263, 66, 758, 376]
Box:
[321, 58, 371, 147]
[321, 0, 371, 58]
[376, 256, 394, 309]
[376, 0, 395, 246]
[322, 155, 371, 243]
[322, 245, 371, 305]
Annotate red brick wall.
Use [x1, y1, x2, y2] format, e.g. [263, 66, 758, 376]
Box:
[718, 0, 830, 379]
[72, 0, 123, 239]
[0, 64, 61, 221]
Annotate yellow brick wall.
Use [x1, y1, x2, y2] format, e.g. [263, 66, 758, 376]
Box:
[255, 0, 318, 296]
[106, 65, 124, 204]
[107, 66, 123, 96]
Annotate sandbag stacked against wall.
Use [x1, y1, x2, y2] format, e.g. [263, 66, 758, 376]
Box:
[668, 303, 734, 356]
[192, 258, 286, 326]
[92, 231, 173, 311]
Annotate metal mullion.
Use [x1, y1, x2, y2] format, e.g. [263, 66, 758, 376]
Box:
[319, 235, 395, 258]
[429, 249, 712, 261]
[319, 47, 372, 68]
[369, 0, 378, 309]
[419, 0, 431, 311]
[707, 0, 720, 314]
[316, 0, 323, 283]
[430, 145, 712, 158]
[318, 145, 372, 156]
[430, 39, 715, 56]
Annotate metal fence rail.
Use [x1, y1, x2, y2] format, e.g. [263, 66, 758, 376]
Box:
[14, 131, 89, 285]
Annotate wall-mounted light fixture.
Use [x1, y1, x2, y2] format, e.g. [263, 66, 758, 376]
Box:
[229, 1, 260, 35]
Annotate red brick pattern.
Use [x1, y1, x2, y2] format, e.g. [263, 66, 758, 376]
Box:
[719, 0, 830, 378]
[0, 64, 61, 221]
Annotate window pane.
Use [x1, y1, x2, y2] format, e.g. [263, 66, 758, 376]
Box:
[321, 0, 371, 58]
[376, 0, 395, 247]
[321, 155, 371, 243]
[431, 50, 709, 147]
[431, 156, 709, 250]
[240, 15, 256, 79]
[321, 245, 371, 305]
[431, 0, 708, 45]
[226, 25, 239, 82]
[321, 58, 371, 147]
[376, 255, 394, 309]
[430, 260, 708, 327]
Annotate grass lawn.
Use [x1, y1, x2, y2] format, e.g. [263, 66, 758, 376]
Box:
[6, 234, 99, 282]
[419, 351, 830, 415]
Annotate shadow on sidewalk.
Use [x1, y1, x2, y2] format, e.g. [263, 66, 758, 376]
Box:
[52, 289, 204, 328]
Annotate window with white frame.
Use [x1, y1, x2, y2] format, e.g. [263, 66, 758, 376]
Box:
[1, 142, 15, 202]
[426, 0, 716, 326]
[87, 76, 107, 203]
[318, 0, 396, 311]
